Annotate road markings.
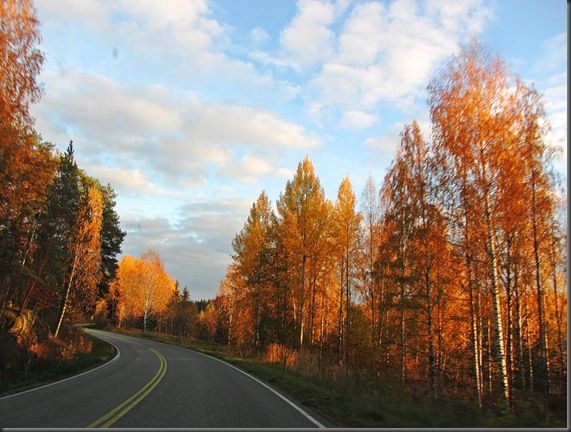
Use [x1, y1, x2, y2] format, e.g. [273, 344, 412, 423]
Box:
[87, 348, 167, 428]
[191, 349, 327, 428]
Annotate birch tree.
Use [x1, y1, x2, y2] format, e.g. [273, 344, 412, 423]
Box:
[111, 250, 174, 332]
[359, 174, 382, 347]
[427, 39, 562, 406]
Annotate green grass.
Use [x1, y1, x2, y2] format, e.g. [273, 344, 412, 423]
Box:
[0, 331, 116, 397]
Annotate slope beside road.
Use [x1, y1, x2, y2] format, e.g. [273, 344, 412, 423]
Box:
[0, 329, 335, 428]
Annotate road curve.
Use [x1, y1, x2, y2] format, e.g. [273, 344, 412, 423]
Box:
[0, 329, 334, 428]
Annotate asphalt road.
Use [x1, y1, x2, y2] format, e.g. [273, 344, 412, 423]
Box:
[0, 329, 335, 428]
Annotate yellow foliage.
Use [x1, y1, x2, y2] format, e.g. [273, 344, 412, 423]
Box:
[265, 343, 297, 367]
[110, 249, 175, 330]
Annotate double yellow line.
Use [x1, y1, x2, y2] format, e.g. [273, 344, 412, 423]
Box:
[88, 348, 167, 428]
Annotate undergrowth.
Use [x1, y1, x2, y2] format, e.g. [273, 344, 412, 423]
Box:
[0, 326, 115, 396]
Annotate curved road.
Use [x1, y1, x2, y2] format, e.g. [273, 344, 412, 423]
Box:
[0, 329, 334, 428]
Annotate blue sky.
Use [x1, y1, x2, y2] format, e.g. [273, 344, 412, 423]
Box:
[30, 0, 567, 300]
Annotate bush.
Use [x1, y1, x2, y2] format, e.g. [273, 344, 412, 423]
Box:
[265, 343, 297, 367]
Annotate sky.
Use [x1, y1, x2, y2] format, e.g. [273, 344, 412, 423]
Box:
[30, 0, 567, 301]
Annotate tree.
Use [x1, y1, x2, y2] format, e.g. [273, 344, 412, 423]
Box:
[111, 250, 175, 332]
[159, 284, 199, 338]
[427, 39, 563, 407]
[215, 263, 250, 347]
[276, 157, 333, 348]
[428, 40, 515, 405]
[54, 182, 103, 337]
[380, 139, 418, 389]
[0, 136, 55, 317]
[17, 142, 83, 319]
[97, 183, 126, 298]
[0, 0, 44, 129]
[181, 286, 190, 302]
[333, 176, 362, 367]
[359, 174, 382, 348]
[232, 191, 276, 347]
[0, 0, 52, 318]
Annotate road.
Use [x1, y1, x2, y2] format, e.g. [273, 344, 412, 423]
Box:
[0, 329, 334, 428]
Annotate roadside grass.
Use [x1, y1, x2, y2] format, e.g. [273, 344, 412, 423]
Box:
[5, 325, 563, 428]
[111, 328, 566, 428]
[0, 330, 115, 397]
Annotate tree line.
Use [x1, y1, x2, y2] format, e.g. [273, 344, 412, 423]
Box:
[0, 0, 125, 358]
[207, 41, 566, 413]
[102, 248, 223, 343]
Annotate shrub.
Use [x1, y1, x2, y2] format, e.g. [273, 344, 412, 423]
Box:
[265, 343, 297, 367]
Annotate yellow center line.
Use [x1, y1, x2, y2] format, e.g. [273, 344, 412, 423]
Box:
[87, 348, 167, 428]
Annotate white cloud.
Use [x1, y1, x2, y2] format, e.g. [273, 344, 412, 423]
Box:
[113, 0, 225, 61]
[279, 0, 493, 125]
[185, 103, 321, 150]
[538, 33, 566, 72]
[363, 120, 410, 154]
[219, 154, 272, 184]
[218, 154, 296, 185]
[250, 27, 270, 45]
[36, 0, 109, 25]
[337, 2, 387, 66]
[542, 76, 567, 173]
[363, 135, 398, 154]
[31, 69, 319, 196]
[426, 0, 493, 34]
[340, 110, 379, 129]
[118, 196, 252, 298]
[279, 0, 339, 69]
[83, 165, 176, 197]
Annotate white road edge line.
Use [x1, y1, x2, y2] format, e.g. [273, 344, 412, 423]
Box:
[129, 333, 327, 428]
[0, 330, 120, 401]
[190, 349, 327, 428]
[127, 332, 327, 428]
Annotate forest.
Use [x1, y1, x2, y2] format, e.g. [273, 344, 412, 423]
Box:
[1, 0, 567, 425]
[0, 0, 125, 379]
[107, 40, 567, 419]
[209, 41, 567, 415]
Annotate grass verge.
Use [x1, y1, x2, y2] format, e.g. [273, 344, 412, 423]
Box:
[111, 329, 566, 428]
[0, 330, 116, 397]
[5, 326, 564, 428]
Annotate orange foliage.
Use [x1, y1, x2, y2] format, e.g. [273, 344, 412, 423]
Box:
[110, 250, 175, 331]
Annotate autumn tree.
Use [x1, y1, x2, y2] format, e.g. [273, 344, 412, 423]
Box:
[54, 182, 103, 337]
[333, 176, 362, 367]
[232, 191, 277, 347]
[17, 142, 83, 321]
[210, 39, 566, 420]
[380, 141, 417, 389]
[0, 136, 55, 316]
[111, 250, 175, 332]
[0, 0, 43, 128]
[159, 284, 199, 338]
[215, 263, 251, 347]
[0, 0, 54, 317]
[0, 2, 125, 361]
[428, 39, 565, 408]
[359, 174, 382, 348]
[276, 157, 333, 348]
